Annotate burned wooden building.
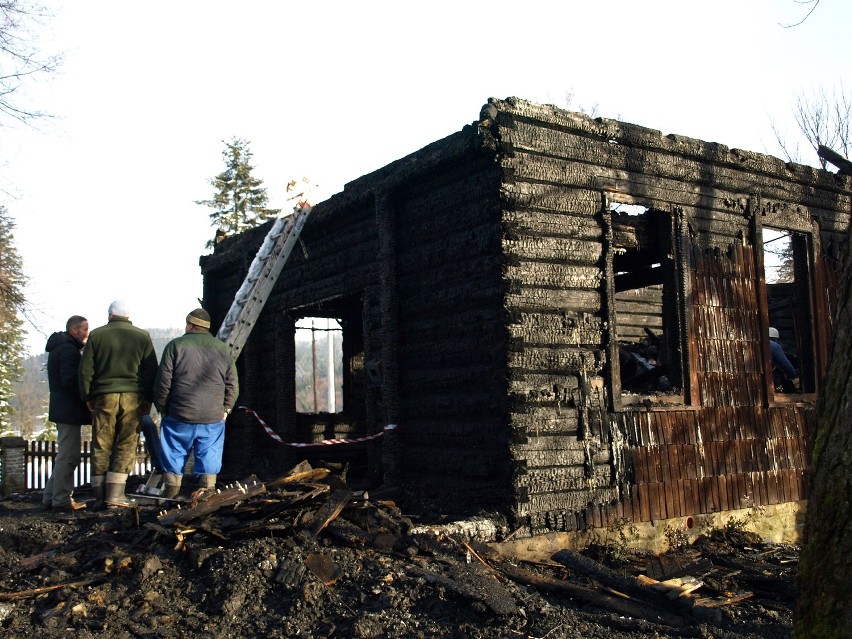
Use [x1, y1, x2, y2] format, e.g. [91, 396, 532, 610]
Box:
[200, 97, 850, 538]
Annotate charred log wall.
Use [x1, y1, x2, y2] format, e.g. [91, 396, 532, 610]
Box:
[201, 195, 381, 478]
[483, 97, 850, 534]
[391, 160, 510, 509]
[201, 128, 513, 504]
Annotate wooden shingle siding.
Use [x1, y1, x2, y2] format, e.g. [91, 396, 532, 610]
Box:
[491, 97, 844, 532]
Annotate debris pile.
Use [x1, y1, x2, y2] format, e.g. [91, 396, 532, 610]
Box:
[0, 462, 798, 638]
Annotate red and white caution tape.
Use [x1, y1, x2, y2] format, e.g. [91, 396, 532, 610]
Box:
[238, 406, 397, 448]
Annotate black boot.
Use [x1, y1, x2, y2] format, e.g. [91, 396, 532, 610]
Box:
[105, 472, 135, 508]
[90, 475, 106, 511]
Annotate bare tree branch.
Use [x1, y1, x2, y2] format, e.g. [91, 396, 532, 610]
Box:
[0, 0, 63, 127]
[779, 0, 820, 28]
[773, 83, 852, 170]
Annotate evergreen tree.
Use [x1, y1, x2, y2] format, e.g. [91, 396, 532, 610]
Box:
[0, 206, 26, 433]
[9, 353, 48, 439]
[196, 138, 280, 248]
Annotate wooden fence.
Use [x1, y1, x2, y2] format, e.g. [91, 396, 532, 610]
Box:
[25, 440, 153, 490]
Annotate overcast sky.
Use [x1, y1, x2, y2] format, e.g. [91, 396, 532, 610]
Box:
[2, 0, 850, 355]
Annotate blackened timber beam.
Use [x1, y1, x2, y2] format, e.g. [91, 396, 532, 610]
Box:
[307, 488, 353, 537]
[375, 192, 401, 485]
[818, 144, 852, 176]
[614, 266, 664, 293]
[601, 192, 623, 410]
[157, 477, 267, 525]
[749, 196, 774, 407]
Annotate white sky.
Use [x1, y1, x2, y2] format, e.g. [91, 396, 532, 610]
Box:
[2, 0, 849, 355]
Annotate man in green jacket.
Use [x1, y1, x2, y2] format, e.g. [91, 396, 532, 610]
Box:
[79, 299, 157, 509]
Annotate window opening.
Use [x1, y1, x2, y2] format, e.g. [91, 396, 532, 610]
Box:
[295, 317, 343, 413]
[609, 202, 684, 405]
[761, 227, 816, 395]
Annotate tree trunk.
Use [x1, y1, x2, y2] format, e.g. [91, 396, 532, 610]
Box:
[794, 221, 852, 638]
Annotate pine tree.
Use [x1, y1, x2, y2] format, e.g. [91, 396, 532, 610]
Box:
[9, 353, 48, 439]
[196, 138, 281, 248]
[0, 207, 26, 433]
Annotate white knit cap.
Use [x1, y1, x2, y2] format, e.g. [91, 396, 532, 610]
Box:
[108, 299, 131, 318]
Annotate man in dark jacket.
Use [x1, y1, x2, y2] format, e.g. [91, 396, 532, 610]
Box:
[42, 315, 92, 512]
[79, 300, 157, 508]
[154, 308, 238, 498]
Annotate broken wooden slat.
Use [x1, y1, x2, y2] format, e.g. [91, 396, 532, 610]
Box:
[266, 467, 331, 488]
[307, 489, 352, 537]
[668, 579, 705, 598]
[286, 483, 331, 505]
[644, 554, 713, 581]
[637, 573, 703, 595]
[693, 592, 754, 608]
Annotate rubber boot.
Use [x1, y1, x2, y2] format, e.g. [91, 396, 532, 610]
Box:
[195, 473, 217, 501]
[91, 475, 106, 511]
[163, 473, 183, 499]
[104, 471, 134, 508]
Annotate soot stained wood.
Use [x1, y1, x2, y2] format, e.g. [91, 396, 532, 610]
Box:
[201, 97, 848, 536]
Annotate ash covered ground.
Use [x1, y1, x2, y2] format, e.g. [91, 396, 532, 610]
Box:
[0, 469, 798, 639]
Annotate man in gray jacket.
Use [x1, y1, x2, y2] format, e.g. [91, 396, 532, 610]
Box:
[153, 308, 239, 498]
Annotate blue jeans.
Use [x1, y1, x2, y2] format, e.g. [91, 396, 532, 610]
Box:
[159, 416, 225, 476]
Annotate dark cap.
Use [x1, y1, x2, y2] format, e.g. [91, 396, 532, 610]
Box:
[186, 308, 211, 329]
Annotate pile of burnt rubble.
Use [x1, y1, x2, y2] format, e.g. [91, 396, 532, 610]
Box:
[0, 462, 798, 638]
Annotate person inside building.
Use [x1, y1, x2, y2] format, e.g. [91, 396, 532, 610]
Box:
[42, 315, 92, 512]
[79, 299, 158, 509]
[769, 326, 801, 393]
[153, 308, 238, 499]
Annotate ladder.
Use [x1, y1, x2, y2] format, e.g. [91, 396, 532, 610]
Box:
[217, 200, 313, 358]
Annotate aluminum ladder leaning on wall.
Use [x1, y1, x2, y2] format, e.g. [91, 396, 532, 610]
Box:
[216, 180, 314, 359]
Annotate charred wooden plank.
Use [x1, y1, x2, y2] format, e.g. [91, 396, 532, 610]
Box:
[495, 560, 687, 628]
[306, 489, 353, 537]
[157, 477, 266, 525]
[266, 467, 331, 487]
[818, 144, 852, 176]
[323, 517, 375, 548]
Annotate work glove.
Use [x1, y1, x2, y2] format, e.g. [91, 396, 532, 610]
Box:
[791, 377, 801, 392]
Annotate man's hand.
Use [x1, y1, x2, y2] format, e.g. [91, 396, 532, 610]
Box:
[791, 377, 802, 393]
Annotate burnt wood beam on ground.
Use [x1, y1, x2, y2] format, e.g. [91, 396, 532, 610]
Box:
[156, 476, 266, 525]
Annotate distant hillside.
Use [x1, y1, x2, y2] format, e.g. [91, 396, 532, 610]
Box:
[147, 328, 186, 360]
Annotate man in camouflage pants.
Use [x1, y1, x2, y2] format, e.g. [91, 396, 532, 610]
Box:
[79, 299, 157, 509]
